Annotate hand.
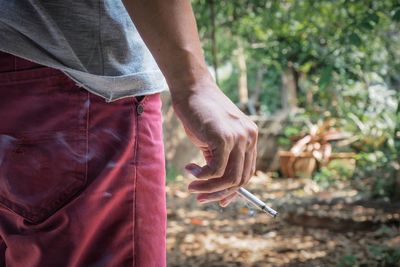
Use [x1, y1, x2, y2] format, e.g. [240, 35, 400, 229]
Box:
[123, 0, 257, 206]
[170, 76, 258, 207]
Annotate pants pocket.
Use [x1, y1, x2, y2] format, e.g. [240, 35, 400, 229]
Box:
[0, 130, 87, 224]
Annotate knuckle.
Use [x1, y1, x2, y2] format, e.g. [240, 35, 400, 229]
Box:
[236, 131, 247, 142]
[248, 125, 258, 138]
[246, 127, 258, 148]
[214, 169, 224, 177]
[219, 132, 234, 146]
[253, 122, 259, 132]
[210, 166, 224, 177]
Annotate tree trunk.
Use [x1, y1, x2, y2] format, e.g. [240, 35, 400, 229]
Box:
[281, 62, 298, 112]
[250, 67, 265, 106]
[306, 88, 313, 110]
[246, 67, 265, 115]
[394, 97, 400, 199]
[237, 41, 248, 106]
[209, 0, 219, 85]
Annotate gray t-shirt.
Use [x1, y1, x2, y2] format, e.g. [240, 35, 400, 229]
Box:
[0, 0, 168, 101]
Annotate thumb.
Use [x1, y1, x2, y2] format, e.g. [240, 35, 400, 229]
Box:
[185, 163, 203, 177]
[185, 163, 220, 179]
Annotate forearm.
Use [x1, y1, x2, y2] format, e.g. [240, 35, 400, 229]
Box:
[122, 0, 210, 92]
[123, 0, 258, 207]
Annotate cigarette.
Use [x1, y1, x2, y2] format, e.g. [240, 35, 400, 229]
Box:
[238, 187, 278, 218]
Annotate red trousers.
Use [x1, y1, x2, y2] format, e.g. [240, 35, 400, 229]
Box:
[0, 52, 166, 267]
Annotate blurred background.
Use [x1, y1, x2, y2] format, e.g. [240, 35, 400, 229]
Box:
[164, 1, 400, 266]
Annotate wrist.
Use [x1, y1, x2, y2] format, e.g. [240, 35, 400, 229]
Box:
[168, 68, 213, 95]
[169, 72, 220, 110]
[161, 49, 211, 93]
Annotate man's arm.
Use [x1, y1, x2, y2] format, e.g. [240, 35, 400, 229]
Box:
[123, 0, 258, 206]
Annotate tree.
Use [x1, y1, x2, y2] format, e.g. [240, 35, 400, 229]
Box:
[192, 0, 400, 115]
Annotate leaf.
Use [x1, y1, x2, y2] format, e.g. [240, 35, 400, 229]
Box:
[369, 13, 380, 24]
[360, 21, 374, 30]
[319, 66, 333, 90]
[349, 33, 362, 46]
[338, 254, 358, 267]
[299, 61, 313, 73]
[360, 13, 379, 30]
[393, 9, 400, 22]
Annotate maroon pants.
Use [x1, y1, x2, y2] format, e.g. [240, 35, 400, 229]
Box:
[0, 52, 166, 267]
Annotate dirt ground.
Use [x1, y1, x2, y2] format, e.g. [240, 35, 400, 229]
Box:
[166, 173, 400, 267]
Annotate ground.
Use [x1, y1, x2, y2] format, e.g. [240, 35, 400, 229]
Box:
[166, 173, 400, 267]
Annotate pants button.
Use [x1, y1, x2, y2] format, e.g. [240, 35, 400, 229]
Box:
[136, 104, 144, 115]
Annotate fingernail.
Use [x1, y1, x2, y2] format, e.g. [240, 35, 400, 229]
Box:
[191, 169, 201, 177]
[185, 166, 201, 177]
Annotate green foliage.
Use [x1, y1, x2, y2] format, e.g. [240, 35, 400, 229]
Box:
[318, 66, 333, 90]
[368, 245, 400, 265]
[342, 85, 398, 198]
[354, 150, 397, 198]
[336, 245, 400, 267]
[393, 8, 400, 22]
[166, 165, 179, 184]
[193, 0, 400, 114]
[277, 112, 309, 149]
[313, 159, 355, 189]
[339, 81, 397, 152]
[192, 0, 400, 198]
[348, 32, 362, 47]
[338, 254, 358, 267]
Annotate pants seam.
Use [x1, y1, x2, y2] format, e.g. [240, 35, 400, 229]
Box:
[133, 100, 139, 267]
[85, 92, 90, 185]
